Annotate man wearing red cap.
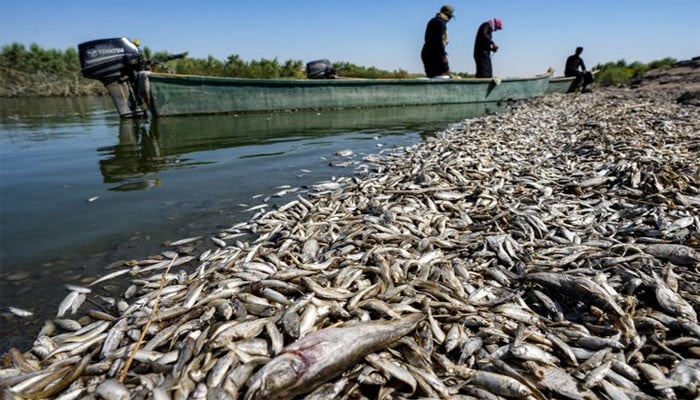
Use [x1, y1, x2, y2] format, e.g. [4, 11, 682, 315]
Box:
[473, 18, 503, 78]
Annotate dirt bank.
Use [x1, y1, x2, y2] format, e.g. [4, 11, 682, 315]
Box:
[0, 67, 107, 97]
[631, 57, 700, 106]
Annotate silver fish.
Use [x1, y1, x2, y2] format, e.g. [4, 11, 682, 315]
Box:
[652, 271, 697, 322]
[643, 243, 700, 266]
[244, 314, 423, 400]
[56, 291, 79, 318]
[7, 307, 33, 318]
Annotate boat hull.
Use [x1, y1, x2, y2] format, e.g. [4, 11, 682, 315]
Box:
[547, 76, 577, 94]
[146, 73, 551, 117]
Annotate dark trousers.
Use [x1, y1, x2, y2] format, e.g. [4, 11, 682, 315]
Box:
[567, 70, 593, 89]
[474, 51, 492, 78]
[421, 46, 449, 78]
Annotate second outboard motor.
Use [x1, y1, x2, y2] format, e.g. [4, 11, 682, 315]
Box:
[78, 37, 148, 118]
[306, 59, 337, 79]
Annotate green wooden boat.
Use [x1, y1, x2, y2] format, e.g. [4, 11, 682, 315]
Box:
[146, 72, 551, 117]
[78, 37, 552, 118]
[547, 76, 578, 94]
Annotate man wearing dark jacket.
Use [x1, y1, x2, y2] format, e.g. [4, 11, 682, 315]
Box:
[421, 5, 454, 78]
[473, 18, 503, 78]
[565, 47, 593, 91]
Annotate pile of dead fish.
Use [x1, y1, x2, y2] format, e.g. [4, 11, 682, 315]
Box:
[1, 88, 699, 400]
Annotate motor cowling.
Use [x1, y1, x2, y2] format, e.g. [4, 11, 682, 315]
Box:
[78, 38, 148, 118]
[78, 37, 143, 83]
[306, 59, 336, 79]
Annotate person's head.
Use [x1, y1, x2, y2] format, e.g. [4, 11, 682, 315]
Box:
[440, 5, 455, 20]
[575, 46, 584, 55]
[493, 18, 503, 31]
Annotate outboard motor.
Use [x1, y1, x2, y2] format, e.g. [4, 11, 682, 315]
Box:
[306, 59, 337, 79]
[79, 38, 152, 118]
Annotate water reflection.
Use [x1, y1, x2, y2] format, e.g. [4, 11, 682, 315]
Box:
[98, 102, 508, 189]
[98, 122, 166, 191]
[0, 96, 114, 122]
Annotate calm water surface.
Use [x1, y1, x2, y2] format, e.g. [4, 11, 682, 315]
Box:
[0, 96, 507, 352]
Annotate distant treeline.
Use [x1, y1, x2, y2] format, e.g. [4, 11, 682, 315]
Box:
[0, 42, 681, 97]
[0, 42, 421, 97]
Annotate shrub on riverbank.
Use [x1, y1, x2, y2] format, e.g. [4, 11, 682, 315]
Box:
[595, 57, 676, 86]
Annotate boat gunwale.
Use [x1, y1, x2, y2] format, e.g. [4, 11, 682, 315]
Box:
[548, 76, 577, 83]
[148, 71, 553, 86]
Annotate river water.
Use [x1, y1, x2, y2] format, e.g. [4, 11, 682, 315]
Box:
[0, 96, 507, 353]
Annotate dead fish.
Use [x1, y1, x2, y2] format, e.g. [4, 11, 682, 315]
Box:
[70, 293, 86, 315]
[365, 353, 417, 394]
[643, 243, 699, 266]
[335, 149, 353, 157]
[244, 313, 423, 400]
[95, 379, 130, 400]
[652, 271, 697, 322]
[101, 318, 128, 358]
[64, 284, 91, 294]
[301, 239, 320, 263]
[212, 236, 227, 248]
[434, 191, 468, 201]
[661, 359, 700, 395]
[522, 272, 625, 317]
[56, 291, 79, 318]
[636, 362, 677, 400]
[577, 175, 613, 188]
[206, 350, 238, 388]
[168, 236, 202, 246]
[210, 317, 271, 348]
[7, 307, 33, 318]
[88, 269, 130, 287]
[509, 343, 559, 366]
[312, 182, 342, 192]
[471, 370, 539, 399]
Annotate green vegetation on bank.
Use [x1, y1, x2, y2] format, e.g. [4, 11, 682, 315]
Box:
[0, 43, 106, 97]
[0, 42, 682, 97]
[594, 57, 676, 86]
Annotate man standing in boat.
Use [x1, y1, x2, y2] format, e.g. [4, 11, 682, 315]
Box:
[565, 46, 594, 92]
[421, 5, 455, 78]
[473, 18, 503, 78]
